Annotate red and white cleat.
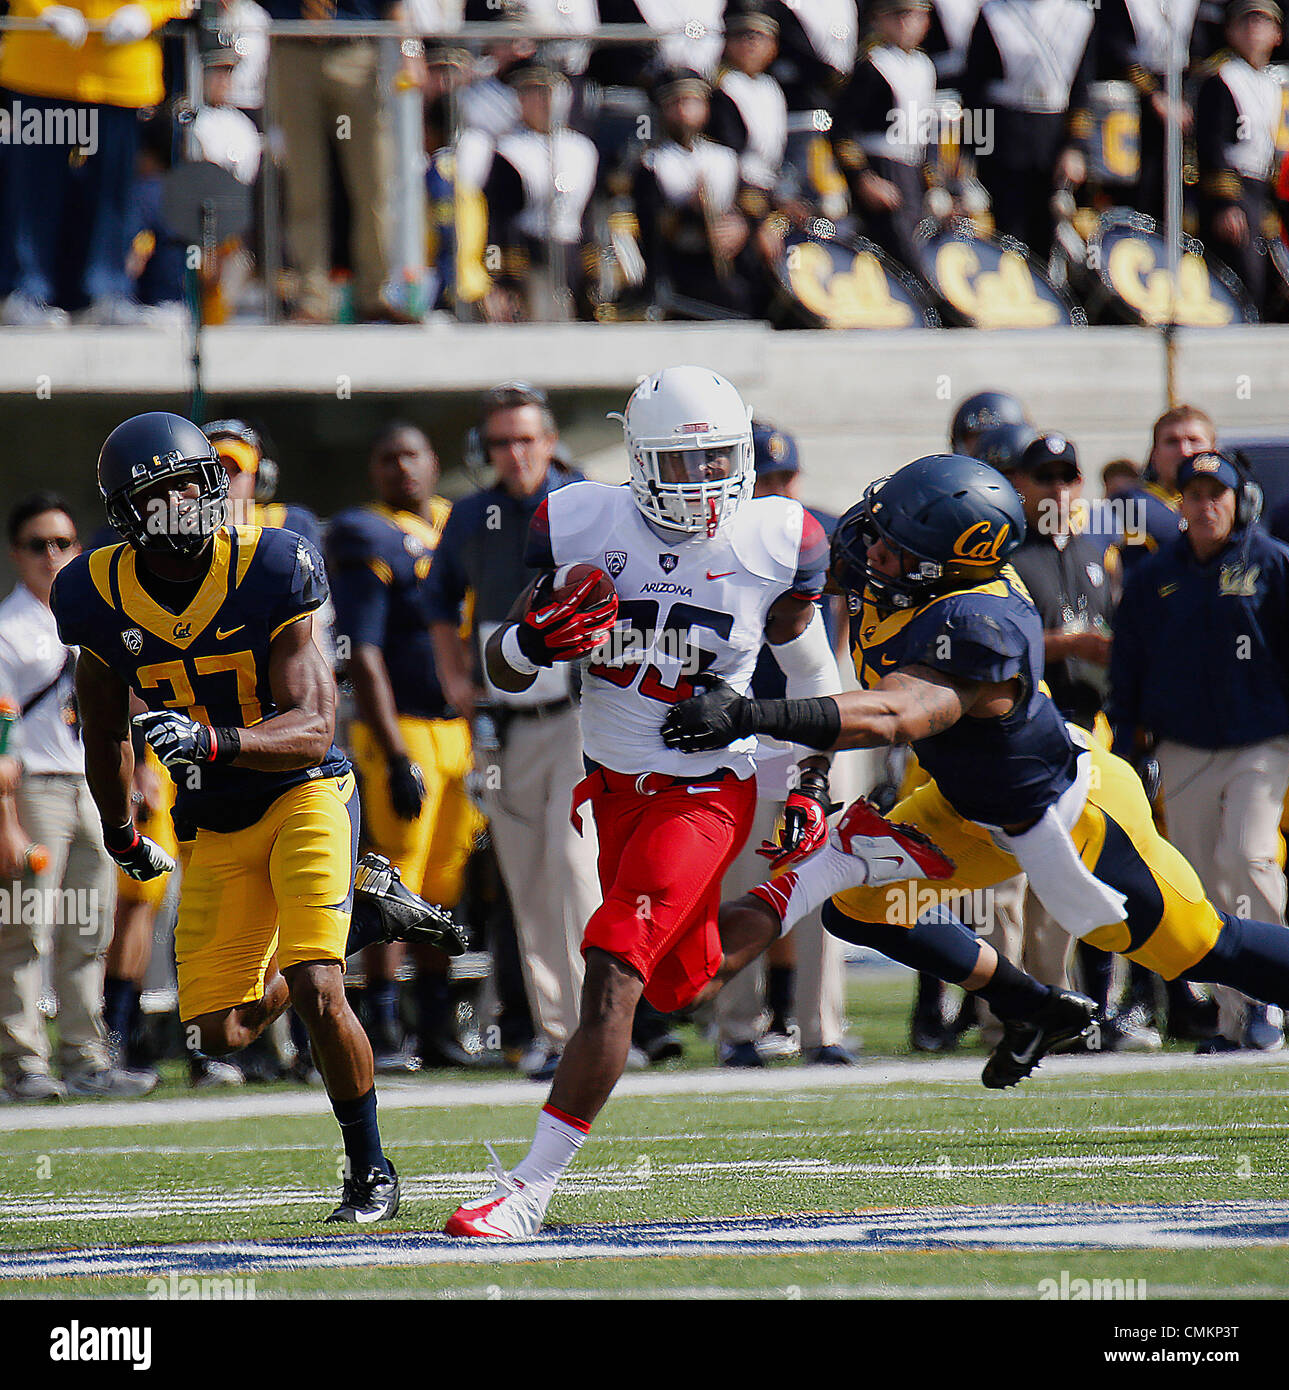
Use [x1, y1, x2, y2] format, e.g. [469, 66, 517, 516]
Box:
[444, 1146, 547, 1240]
[831, 798, 955, 886]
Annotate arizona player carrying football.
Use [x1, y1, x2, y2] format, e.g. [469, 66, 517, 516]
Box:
[663, 453, 1289, 1091]
[444, 366, 942, 1240]
[53, 412, 464, 1223]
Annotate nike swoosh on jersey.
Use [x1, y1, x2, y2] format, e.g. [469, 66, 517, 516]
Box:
[216, 625, 245, 640]
[878, 654, 897, 666]
[706, 571, 735, 581]
[686, 785, 723, 793]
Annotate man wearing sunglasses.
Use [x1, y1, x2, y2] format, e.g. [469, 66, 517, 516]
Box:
[0, 493, 155, 1102]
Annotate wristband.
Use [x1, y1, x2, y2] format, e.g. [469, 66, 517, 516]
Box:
[501, 623, 541, 676]
[748, 697, 842, 751]
[102, 821, 139, 854]
[208, 726, 241, 764]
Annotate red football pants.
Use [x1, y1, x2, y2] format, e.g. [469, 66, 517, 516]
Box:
[581, 769, 757, 1012]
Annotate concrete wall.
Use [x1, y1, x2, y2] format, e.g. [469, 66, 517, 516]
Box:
[1, 320, 1286, 561]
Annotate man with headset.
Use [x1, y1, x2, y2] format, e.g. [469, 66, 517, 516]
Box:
[1109, 451, 1289, 1051]
[425, 383, 600, 1081]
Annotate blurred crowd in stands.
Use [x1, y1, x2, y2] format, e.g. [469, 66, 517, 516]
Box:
[4, 0, 1289, 327]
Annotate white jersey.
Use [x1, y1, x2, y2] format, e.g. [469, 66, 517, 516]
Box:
[539, 483, 819, 779]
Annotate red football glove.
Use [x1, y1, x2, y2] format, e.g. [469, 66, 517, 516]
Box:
[757, 768, 837, 871]
[517, 571, 619, 666]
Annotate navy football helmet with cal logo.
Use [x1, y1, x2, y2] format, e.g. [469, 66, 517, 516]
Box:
[98, 412, 228, 556]
[831, 454, 1026, 611]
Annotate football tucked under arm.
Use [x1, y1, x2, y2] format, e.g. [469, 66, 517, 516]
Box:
[489, 563, 620, 686]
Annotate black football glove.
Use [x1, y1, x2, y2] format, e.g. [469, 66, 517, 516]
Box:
[102, 823, 175, 882]
[133, 710, 213, 768]
[387, 754, 427, 821]
[660, 675, 756, 753]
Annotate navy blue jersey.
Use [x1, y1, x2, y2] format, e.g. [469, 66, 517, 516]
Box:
[326, 502, 451, 720]
[852, 567, 1080, 825]
[51, 526, 349, 836]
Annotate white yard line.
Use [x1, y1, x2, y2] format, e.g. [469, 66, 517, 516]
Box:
[2, 1050, 1287, 1134]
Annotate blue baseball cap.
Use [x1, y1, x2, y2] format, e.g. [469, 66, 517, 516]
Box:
[1177, 451, 1242, 493]
[752, 423, 800, 475]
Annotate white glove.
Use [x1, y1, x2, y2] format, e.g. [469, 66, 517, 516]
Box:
[102, 3, 152, 44]
[40, 4, 89, 47]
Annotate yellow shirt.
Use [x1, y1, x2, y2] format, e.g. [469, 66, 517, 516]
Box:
[0, 0, 192, 109]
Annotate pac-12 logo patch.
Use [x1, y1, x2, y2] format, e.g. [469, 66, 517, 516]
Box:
[605, 551, 628, 577]
[121, 628, 143, 655]
[659, 553, 679, 573]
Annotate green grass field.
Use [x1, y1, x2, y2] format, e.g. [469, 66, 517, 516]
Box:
[3, 968, 1289, 1300]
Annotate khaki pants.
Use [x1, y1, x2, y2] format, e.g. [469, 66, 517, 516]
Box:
[1156, 736, 1289, 1038]
[268, 39, 393, 318]
[483, 706, 598, 1051]
[715, 796, 848, 1050]
[0, 775, 115, 1080]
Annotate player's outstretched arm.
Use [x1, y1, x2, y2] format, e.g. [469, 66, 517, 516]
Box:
[661, 663, 980, 754]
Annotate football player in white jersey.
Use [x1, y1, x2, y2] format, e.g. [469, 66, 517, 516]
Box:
[444, 366, 936, 1239]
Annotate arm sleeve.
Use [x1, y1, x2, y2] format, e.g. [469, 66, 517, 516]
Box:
[771, 608, 842, 698]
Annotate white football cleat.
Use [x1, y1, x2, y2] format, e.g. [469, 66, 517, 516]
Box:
[444, 1144, 548, 1240]
[831, 798, 955, 886]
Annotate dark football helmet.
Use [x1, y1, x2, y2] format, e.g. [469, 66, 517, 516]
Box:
[970, 420, 1039, 476]
[98, 412, 227, 555]
[949, 391, 1028, 454]
[204, 417, 280, 502]
[831, 454, 1026, 611]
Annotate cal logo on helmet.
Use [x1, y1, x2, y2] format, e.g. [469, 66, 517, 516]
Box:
[952, 520, 1010, 564]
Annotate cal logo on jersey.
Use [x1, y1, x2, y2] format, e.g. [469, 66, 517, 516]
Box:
[952, 521, 1010, 564]
[1219, 563, 1260, 597]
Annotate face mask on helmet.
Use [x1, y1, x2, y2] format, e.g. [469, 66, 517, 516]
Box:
[619, 367, 754, 538]
[833, 482, 949, 613]
[107, 459, 229, 556]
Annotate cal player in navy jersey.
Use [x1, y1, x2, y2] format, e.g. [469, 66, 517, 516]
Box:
[664, 453, 1289, 1090]
[53, 413, 463, 1222]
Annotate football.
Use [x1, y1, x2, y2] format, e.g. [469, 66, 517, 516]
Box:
[539, 562, 616, 612]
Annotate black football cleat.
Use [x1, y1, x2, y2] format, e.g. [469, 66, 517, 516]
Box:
[326, 1162, 400, 1224]
[351, 853, 467, 956]
[982, 990, 1097, 1090]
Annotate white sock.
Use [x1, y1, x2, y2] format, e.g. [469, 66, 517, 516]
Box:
[752, 841, 871, 933]
[509, 1105, 589, 1202]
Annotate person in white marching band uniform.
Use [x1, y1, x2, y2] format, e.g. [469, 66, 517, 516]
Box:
[479, 58, 600, 319]
[1196, 0, 1284, 313]
[1099, 0, 1210, 220]
[830, 0, 938, 272]
[708, 2, 789, 192]
[961, 0, 1096, 259]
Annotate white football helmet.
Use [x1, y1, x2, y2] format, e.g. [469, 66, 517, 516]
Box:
[617, 366, 754, 537]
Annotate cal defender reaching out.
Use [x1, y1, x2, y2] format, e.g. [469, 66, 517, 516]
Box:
[53, 413, 463, 1223]
[662, 453, 1289, 1089]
